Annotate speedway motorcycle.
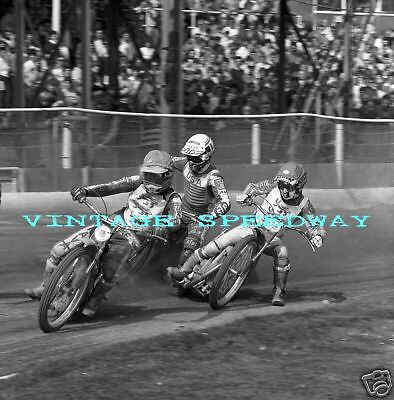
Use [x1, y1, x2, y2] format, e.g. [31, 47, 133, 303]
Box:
[173, 210, 234, 299]
[208, 197, 316, 309]
[38, 198, 167, 333]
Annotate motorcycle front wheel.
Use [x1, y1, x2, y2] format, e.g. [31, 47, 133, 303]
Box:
[209, 235, 258, 310]
[38, 245, 96, 333]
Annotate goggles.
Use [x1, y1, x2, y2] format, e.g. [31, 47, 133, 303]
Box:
[277, 180, 298, 192]
[143, 171, 168, 185]
[187, 155, 204, 164]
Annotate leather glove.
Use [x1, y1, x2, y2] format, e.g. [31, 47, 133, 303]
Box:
[236, 193, 253, 205]
[212, 201, 228, 217]
[311, 235, 323, 248]
[210, 211, 220, 220]
[71, 187, 87, 203]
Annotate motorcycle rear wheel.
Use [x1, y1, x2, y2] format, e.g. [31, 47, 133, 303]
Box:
[38, 246, 96, 333]
[209, 235, 258, 310]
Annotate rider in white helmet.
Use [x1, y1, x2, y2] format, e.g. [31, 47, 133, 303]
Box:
[167, 133, 231, 282]
[25, 150, 182, 317]
[174, 162, 326, 306]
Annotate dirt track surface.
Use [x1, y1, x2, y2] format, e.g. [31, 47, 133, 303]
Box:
[0, 193, 393, 387]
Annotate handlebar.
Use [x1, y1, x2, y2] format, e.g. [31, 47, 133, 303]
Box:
[181, 210, 200, 223]
[80, 199, 168, 244]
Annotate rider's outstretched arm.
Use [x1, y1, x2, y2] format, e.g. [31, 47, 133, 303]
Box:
[83, 176, 143, 197]
[300, 199, 327, 245]
[243, 178, 276, 198]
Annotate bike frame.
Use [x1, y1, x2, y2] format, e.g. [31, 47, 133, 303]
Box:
[179, 209, 232, 292]
[81, 199, 168, 277]
[183, 247, 231, 290]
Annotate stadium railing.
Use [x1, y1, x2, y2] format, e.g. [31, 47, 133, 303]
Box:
[0, 107, 392, 190]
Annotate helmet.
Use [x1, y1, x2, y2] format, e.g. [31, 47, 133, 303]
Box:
[275, 162, 307, 201]
[181, 134, 215, 173]
[140, 150, 174, 194]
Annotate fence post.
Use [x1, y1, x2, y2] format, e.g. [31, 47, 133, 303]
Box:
[315, 92, 321, 150]
[82, 166, 89, 187]
[251, 123, 261, 165]
[62, 120, 72, 168]
[51, 118, 60, 190]
[335, 123, 344, 187]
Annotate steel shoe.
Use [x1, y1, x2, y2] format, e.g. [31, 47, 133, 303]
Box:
[25, 286, 44, 300]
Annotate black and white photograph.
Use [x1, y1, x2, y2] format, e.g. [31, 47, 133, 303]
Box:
[0, 0, 393, 399]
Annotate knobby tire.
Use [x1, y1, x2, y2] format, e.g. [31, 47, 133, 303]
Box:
[209, 235, 258, 309]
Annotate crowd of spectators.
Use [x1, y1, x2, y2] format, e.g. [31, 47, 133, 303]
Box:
[0, 0, 393, 119]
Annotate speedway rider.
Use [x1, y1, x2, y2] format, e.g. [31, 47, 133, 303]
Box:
[25, 150, 182, 317]
[167, 134, 231, 280]
[168, 162, 326, 306]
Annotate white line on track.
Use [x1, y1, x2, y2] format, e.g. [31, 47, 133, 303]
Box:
[0, 373, 19, 380]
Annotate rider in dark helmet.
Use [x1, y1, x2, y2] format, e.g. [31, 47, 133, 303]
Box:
[25, 150, 182, 317]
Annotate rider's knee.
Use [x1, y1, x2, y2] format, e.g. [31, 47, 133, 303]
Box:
[51, 241, 70, 259]
[199, 241, 221, 258]
[183, 235, 201, 252]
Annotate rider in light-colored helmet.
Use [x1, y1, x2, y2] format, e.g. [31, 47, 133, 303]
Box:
[166, 133, 231, 283]
[275, 162, 307, 201]
[180, 134, 215, 174]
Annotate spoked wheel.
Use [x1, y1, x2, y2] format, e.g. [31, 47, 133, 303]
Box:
[209, 236, 258, 310]
[38, 246, 96, 333]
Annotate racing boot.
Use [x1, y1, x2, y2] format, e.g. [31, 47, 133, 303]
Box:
[166, 249, 204, 284]
[271, 264, 291, 307]
[166, 266, 187, 284]
[81, 279, 113, 318]
[25, 285, 45, 300]
[25, 258, 57, 300]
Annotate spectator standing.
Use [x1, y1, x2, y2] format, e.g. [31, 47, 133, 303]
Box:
[139, 41, 155, 64]
[119, 33, 135, 62]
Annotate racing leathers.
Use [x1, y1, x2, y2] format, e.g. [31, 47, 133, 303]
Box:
[179, 178, 327, 306]
[172, 156, 231, 265]
[25, 176, 182, 311]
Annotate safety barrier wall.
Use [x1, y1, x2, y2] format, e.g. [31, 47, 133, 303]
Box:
[17, 163, 394, 192]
